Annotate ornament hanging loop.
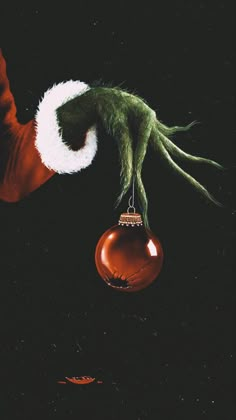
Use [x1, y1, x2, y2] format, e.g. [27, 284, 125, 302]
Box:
[127, 196, 136, 213]
[127, 177, 136, 213]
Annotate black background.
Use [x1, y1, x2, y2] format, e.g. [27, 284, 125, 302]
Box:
[0, 1, 235, 419]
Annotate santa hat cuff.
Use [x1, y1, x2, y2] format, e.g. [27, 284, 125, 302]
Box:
[35, 80, 98, 174]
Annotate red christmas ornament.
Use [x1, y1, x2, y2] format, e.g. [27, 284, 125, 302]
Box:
[95, 212, 164, 292]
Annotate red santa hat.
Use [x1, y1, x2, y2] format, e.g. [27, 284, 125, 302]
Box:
[0, 48, 98, 202]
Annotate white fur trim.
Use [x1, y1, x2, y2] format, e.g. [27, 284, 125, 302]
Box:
[35, 80, 98, 174]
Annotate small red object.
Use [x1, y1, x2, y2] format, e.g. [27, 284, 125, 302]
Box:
[65, 376, 96, 385]
[95, 212, 163, 292]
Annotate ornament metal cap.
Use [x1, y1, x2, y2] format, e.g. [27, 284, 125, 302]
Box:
[118, 212, 143, 227]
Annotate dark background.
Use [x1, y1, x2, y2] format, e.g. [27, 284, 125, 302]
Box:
[0, 1, 235, 419]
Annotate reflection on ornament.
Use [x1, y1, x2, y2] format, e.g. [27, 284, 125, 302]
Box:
[95, 211, 163, 292]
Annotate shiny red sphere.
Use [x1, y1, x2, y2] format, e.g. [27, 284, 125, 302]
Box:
[95, 224, 164, 292]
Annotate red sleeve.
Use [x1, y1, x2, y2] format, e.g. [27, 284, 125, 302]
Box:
[0, 49, 54, 202]
[0, 48, 21, 134]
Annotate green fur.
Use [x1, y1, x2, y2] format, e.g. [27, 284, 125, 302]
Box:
[57, 87, 223, 227]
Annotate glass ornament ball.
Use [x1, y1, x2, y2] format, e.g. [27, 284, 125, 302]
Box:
[95, 212, 164, 292]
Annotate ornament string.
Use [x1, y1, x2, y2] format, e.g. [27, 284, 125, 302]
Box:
[127, 177, 135, 213]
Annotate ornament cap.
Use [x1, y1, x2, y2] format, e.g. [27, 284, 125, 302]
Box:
[118, 212, 143, 227]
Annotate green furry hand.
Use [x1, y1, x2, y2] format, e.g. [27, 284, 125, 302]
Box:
[57, 87, 223, 226]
